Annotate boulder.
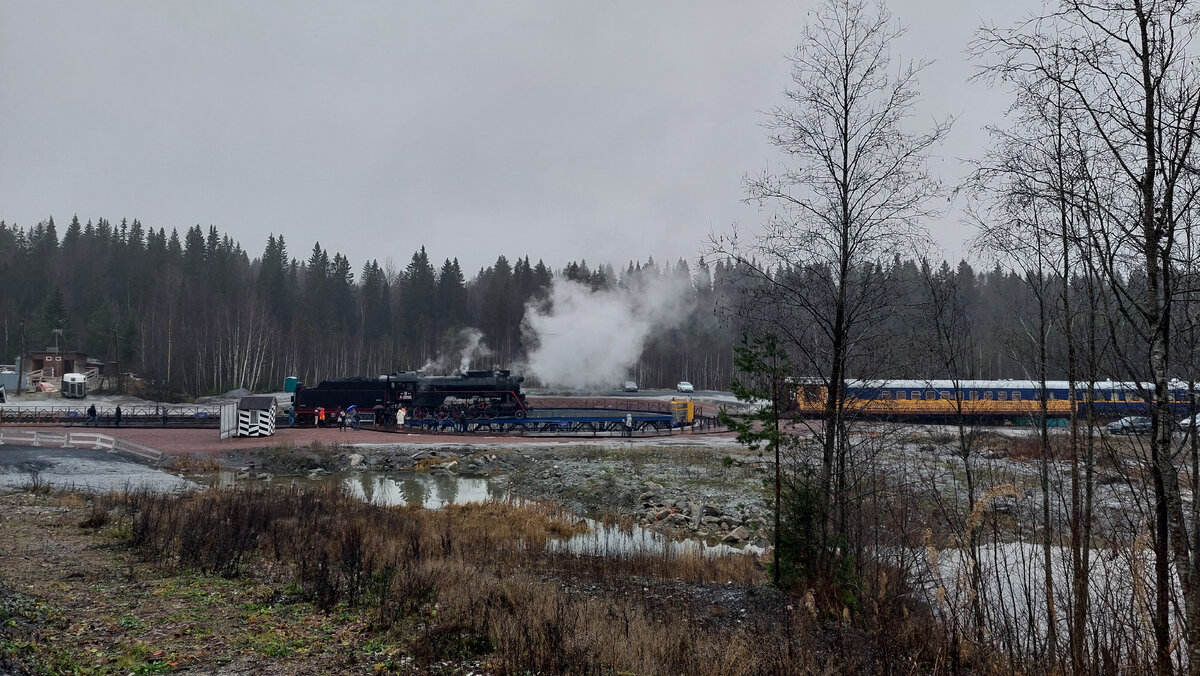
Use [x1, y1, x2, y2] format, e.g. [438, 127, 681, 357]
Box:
[703, 504, 722, 517]
[722, 526, 751, 543]
[639, 490, 658, 505]
[348, 453, 364, 468]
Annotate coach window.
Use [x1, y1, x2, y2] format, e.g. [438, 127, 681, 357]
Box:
[1012, 392, 1021, 401]
[926, 390, 937, 400]
[911, 391, 921, 400]
[984, 391, 994, 400]
[997, 391, 1008, 401]
[940, 391, 952, 400]
[970, 391, 979, 401]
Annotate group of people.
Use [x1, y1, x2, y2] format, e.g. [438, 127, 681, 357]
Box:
[310, 405, 363, 431]
[83, 403, 121, 427]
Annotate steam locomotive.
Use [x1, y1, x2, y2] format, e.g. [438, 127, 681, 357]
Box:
[292, 369, 528, 423]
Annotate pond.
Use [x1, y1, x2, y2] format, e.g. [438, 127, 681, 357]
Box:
[334, 470, 760, 557]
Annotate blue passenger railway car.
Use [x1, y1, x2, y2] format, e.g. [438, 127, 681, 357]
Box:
[790, 378, 1200, 423]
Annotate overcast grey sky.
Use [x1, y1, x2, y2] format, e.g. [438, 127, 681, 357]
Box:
[1, 1, 1039, 274]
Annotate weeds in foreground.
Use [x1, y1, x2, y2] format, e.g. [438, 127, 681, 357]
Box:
[22, 469, 50, 495]
[94, 484, 952, 674]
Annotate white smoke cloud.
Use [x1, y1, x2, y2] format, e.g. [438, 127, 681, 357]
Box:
[521, 274, 694, 388]
[419, 327, 493, 374]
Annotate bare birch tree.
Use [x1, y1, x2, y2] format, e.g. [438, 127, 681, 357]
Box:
[980, 2, 1200, 671]
[711, 0, 949, 576]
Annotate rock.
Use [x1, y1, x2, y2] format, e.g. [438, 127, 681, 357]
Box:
[639, 490, 657, 505]
[723, 526, 751, 543]
[348, 453, 364, 468]
[413, 450, 434, 461]
[703, 504, 722, 517]
[644, 481, 664, 490]
[701, 516, 720, 526]
[654, 507, 671, 521]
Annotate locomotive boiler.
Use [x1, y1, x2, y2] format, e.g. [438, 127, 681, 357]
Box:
[292, 369, 528, 423]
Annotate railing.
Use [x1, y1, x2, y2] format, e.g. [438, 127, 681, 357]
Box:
[0, 405, 223, 425]
[0, 429, 163, 464]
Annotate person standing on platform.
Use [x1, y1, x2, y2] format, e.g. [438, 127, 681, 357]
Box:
[114, 406, 122, 428]
[86, 404, 98, 426]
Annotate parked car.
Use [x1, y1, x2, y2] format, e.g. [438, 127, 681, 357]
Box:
[676, 381, 694, 393]
[622, 380, 638, 392]
[1179, 413, 1200, 431]
[1106, 416, 1153, 435]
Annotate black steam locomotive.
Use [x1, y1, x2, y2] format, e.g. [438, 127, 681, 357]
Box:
[292, 369, 528, 423]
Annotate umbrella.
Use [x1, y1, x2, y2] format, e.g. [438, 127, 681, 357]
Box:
[346, 404, 357, 410]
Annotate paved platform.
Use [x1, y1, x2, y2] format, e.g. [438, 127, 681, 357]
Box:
[0, 425, 736, 456]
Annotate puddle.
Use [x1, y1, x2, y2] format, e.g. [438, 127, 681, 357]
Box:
[217, 468, 759, 556]
[342, 470, 757, 556]
[341, 471, 510, 509]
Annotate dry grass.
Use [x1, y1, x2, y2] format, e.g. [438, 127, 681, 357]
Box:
[166, 455, 223, 473]
[87, 483, 955, 674]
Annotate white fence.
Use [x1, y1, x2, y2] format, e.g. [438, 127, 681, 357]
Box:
[0, 429, 163, 464]
[219, 402, 237, 440]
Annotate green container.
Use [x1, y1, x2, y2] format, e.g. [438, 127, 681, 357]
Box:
[284, 376, 298, 393]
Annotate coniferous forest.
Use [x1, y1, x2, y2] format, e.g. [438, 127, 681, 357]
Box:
[0, 214, 1100, 397]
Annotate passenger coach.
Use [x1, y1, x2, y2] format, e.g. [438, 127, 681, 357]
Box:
[791, 378, 1200, 423]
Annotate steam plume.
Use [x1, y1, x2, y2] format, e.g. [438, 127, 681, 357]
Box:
[521, 275, 694, 388]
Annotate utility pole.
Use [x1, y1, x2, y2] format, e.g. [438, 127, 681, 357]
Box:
[112, 323, 121, 394]
[771, 352, 781, 587]
[16, 319, 24, 397]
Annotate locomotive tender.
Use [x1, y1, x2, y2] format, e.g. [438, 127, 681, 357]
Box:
[292, 369, 528, 423]
[792, 378, 1200, 422]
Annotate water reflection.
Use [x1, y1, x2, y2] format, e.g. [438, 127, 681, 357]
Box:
[553, 521, 758, 557]
[220, 469, 756, 557]
[345, 471, 756, 556]
[342, 472, 505, 509]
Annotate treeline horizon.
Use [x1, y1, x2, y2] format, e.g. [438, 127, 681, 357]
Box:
[0, 214, 1115, 397]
